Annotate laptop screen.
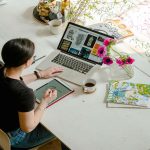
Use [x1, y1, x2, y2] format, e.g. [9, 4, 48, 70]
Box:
[57, 22, 114, 65]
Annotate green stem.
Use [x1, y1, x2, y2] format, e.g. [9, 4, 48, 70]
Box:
[121, 64, 133, 78]
[109, 45, 122, 57]
[110, 45, 132, 77]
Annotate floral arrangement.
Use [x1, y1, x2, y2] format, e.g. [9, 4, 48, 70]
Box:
[97, 38, 135, 66]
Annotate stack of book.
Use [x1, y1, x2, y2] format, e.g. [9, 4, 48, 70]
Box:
[106, 80, 150, 108]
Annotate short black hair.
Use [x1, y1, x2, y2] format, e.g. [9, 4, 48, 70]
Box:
[1, 38, 35, 67]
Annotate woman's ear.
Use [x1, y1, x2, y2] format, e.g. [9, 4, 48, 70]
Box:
[25, 58, 33, 68]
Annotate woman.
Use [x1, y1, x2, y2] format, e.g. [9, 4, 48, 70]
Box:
[0, 38, 64, 149]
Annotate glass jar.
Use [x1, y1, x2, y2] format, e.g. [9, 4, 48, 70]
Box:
[108, 62, 134, 81]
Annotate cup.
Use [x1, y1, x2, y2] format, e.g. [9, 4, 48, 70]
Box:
[49, 19, 63, 35]
[83, 79, 96, 94]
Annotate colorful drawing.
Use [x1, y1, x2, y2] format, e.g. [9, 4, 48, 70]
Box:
[107, 80, 150, 107]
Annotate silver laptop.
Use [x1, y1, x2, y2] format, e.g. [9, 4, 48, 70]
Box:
[36, 22, 114, 85]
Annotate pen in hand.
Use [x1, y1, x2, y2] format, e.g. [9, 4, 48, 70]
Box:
[48, 89, 57, 98]
[32, 55, 46, 64]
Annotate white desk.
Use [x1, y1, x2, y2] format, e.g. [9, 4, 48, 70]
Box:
[0, 1, 150, 150]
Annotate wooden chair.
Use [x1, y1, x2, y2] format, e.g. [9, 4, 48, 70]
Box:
[0, 129, 58, 150]
[0, 129, 11, 150]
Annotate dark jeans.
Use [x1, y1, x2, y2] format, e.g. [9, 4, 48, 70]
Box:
[10, 123, 71, 150]
[10, 123, 55, 149]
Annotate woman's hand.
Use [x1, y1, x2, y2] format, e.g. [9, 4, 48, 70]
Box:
[39, 67, 64, 79]
[42, 88, 57, 104]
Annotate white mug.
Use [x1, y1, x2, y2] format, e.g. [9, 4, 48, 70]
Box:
[83, 79, 96, 94]
[49, 19, 63, 35]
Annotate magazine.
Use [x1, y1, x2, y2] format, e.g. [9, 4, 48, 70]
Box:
[106, 80, 150, 108]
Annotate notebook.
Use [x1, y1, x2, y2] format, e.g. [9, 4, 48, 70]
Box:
[36, 22, 114, 85]
[34, 78, 74, 107]
[106, 80, 150, 108]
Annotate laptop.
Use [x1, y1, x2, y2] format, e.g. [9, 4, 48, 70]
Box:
[36, 22, 114, 85]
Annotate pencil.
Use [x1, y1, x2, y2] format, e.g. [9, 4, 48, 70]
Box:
[32, 55, 46, 64]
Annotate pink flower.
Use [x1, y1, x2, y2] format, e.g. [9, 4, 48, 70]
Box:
[125, 57, 135, 64]
[103, 56, 113, 65]
[116, 58, 124, 66]
[97, 37, 135, 67]
[103, 38, 113, 46]
[97, 46, 107, 58]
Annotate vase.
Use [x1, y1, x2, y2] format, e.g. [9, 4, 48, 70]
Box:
[109, 63, 134, 80]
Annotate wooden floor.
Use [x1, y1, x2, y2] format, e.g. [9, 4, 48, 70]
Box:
[38, 139, 61, 150]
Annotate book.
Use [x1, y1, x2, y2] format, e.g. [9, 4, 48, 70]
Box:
[106, 80, 150, 108]
[89, 19, 134, 41]
[34, 78, 74, 107]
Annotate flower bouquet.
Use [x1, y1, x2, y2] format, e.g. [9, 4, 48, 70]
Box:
[97, 38, 135, 79]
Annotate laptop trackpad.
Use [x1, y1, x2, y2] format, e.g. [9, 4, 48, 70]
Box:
[57, 69, 87, 85]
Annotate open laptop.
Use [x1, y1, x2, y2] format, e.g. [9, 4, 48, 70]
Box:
[36, 22, 114, 85]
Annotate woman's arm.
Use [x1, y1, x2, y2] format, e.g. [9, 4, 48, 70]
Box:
[22, 67, 64, 84]
[18, 89, 57, 132]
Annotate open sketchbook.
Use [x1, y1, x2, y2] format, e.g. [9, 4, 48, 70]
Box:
[34, 78, 74, 107]
[89, 19, 133, 41]
[106, 80, 150, 108]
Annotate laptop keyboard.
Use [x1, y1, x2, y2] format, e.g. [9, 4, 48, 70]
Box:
[52, 54, 93, 74]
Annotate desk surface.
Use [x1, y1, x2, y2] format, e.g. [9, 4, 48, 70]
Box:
[0, 1, 150, 150]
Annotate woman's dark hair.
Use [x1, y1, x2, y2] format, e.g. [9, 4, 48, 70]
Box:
[1, 38, 35, 67]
